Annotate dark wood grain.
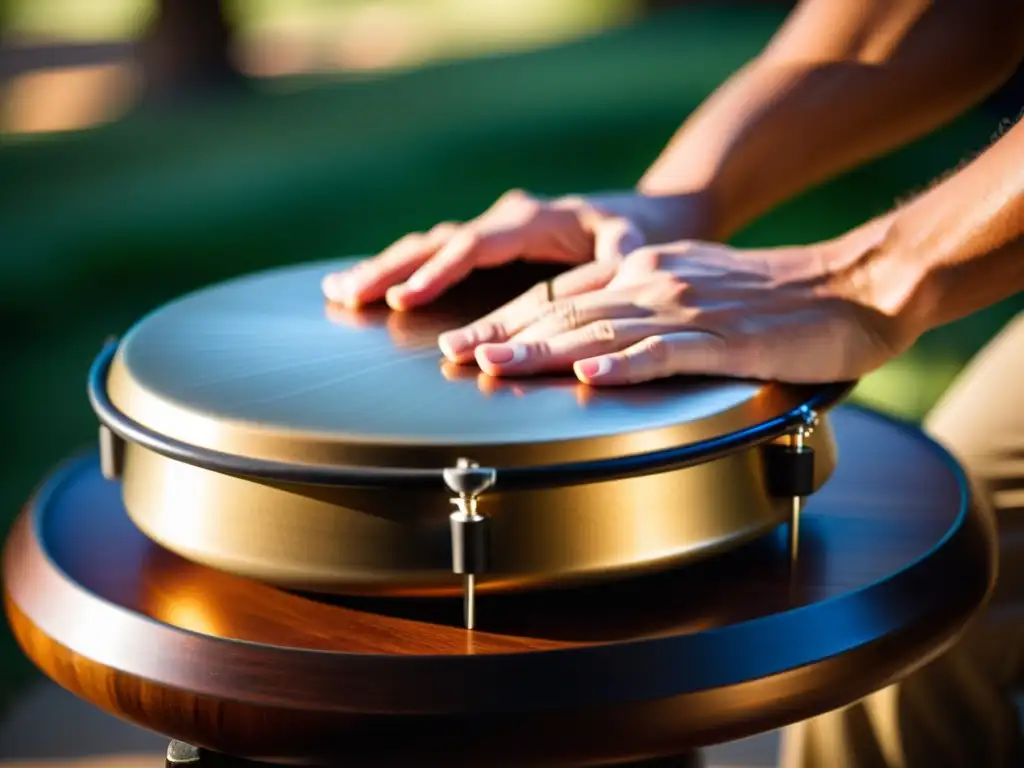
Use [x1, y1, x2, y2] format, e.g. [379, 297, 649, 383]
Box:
[2, 407, 997, 766]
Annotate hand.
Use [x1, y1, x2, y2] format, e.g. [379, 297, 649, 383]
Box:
[321, 189, 712, 310]
[438, 238, 918, 385]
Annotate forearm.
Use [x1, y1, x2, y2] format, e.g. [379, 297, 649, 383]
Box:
[640, 0, 1024, 241]
[867, 120, 1024, 339]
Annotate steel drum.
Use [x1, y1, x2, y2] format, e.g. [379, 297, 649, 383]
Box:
[88, 258, 847, 600]
[3, 258, 999, 767]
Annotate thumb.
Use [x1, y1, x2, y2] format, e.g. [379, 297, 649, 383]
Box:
[593, 217, 646, 263]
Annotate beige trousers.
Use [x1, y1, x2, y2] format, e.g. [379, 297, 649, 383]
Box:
[780, 313, 1024, 768]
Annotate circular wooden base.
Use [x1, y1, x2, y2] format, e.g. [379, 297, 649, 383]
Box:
[3, 407, 997, 767]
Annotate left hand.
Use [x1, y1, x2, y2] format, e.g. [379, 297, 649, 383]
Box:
[437, 239, 916, 385]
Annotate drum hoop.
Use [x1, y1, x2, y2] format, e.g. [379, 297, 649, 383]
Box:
[88, 341, 854, 491]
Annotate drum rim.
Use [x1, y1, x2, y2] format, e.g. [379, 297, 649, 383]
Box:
[89, 341, 854, 490]
[4, 407, 997, 717]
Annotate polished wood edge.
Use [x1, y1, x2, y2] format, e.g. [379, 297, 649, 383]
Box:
[1, 408, 998, 717]
[2, 578, 993, 764]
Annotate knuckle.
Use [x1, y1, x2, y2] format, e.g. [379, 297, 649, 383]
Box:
[709, 332, 754, 376]
[640, 334, 671, 364]
[587, 320, 617, 343]
[635, 277, 686, 309]
[619, 355, 643, 384]
[526, 340, 551, 358]
[664, 278, 688, 302]
[473, 320, 506, 344]
[495, 188, 541, 220]
[549, 299, 580, 330]
[623, 246, 661, 271]
[498, 188, 531, 205]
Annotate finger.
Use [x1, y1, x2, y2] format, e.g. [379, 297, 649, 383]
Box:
[510, 288, 650, 343]
[387, 191, 551, 310]
[475, 318, 671, 377]
[385, 228, 492, 310]
[438, 260, 618, 362]
[322, 224, 457, 306]
[573, 331, 730, 385]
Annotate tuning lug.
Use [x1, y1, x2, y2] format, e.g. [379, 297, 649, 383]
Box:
[444, 458, 496, 630]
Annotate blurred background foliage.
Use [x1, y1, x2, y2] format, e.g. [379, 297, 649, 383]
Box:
[1, 0, 1022, 716]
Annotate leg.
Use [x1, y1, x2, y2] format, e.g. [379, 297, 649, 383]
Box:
[781, 313, 1024, 768]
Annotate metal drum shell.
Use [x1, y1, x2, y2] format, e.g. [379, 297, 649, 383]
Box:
[93, 259, 843, 597]
[116, 422, 835, 596]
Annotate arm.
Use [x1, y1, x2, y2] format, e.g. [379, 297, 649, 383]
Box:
[441, 123, 1024, 385]
[326, 0, 1024, 313]
[641, 0, 1024, 241]
[864, 119, 1024, 341]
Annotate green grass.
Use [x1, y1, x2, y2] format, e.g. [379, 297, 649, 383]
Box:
[1, 3, 1020, 717]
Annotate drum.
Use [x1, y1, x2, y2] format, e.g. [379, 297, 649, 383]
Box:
[3, 407, 995, 767]
[86, 258, 847, 608]
[2, 259, 998, 766]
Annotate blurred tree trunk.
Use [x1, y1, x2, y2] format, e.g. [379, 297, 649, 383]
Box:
[139, 0, 245, 104]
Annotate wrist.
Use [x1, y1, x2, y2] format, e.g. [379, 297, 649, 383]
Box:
[825, 214, 937, 353]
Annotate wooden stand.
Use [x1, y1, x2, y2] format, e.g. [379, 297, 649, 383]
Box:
[3, 407, 996, 767]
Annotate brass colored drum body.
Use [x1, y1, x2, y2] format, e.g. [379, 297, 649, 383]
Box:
[95, 260, 843, 597]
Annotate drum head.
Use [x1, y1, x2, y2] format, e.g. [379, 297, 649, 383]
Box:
[105, 259, 836, 469]
[93, 259, 847, 596]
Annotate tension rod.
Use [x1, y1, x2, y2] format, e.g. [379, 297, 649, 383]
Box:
[444, 458, 496, 630]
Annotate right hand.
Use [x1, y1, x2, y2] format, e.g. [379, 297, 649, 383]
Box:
[320, 189, 713, 311]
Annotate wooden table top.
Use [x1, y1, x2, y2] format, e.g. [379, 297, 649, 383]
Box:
[3, 406, 996, 766]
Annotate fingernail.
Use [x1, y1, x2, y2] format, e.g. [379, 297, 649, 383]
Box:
[575, 357, 612, 380]
[439, 329, 475, 358]
[478, 344, 526, 365]
[321, 274, 351, 302]
[385, 285, 408, 309]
